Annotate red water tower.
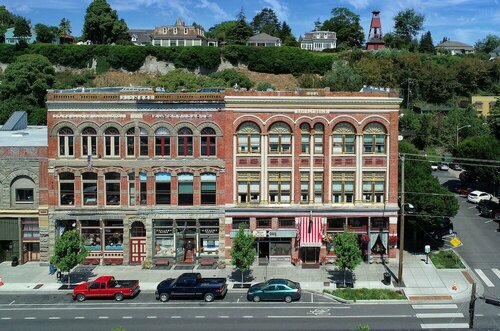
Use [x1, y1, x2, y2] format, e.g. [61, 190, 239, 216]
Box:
[366, 10, 385, 51]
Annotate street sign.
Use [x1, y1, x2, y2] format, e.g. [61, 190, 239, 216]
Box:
[450, 237, 462, 247]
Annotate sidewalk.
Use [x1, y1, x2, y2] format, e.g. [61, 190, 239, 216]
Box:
[0, 251, 474, 302]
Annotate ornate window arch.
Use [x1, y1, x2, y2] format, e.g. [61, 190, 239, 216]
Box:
[363, 122, 386, 154]
[333, 122, 356, 154]
[81, 127, 97, 156]
[268, 122, 292, 154]
[200, 127, 216, 156]
[155, 127, 170, 157]
[237, 121, 261, 154]
[104, 127, 120, 157]
[58, 127, 74, 157]
[126, 128, 135, 157]
[178, 127, 193, 157]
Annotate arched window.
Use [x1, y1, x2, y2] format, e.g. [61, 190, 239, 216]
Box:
[300, 123, 311, 154]
[313, 123, 324, 154]
[268, 122, 292, 154]
[59, 172, 75, 206]
[126, 128, 135, 157]
[178, 127, 193, 156]
[363, 123, 386, 154]
[58, 127, 74, 157]
[131, 221, 146, 237]
[333, 123, 355, 154]
[11, 176, 35, 206]
[139, 128, 149, 156]
[155, 127, 170, 157]
[81, 127, 97, 156]
[105, 172, 121, 206]
[178, 173, 193, 205]
[201, 173, 216, 204]
[104, 127, 120, 157]
[82, 172, 97, 206]
[200, 127, 216, 156]
[237, 122, 261, 153]
[155, 172, 171, 205]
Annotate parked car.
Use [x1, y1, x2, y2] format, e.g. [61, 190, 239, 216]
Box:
[247, 279, 301, 303]
[430, 163, 439, 171]
[479, 200, 499, 218]
[449, 163, 463, 171]
[467, 191, 492, 203]
[155, 273, 227, 302]
[438, 163, 449, 171]
[73, 276, 140, 302]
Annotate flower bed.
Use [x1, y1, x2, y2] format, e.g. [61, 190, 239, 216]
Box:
[324, 288, 406, 300]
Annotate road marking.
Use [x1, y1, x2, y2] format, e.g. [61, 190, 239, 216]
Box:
[0, 305, 350, 311]
[25, 317, 36, 320]
[74, 317, 85, 319]
[122, 316, 132, 319]
[48, 317, 60, 320]
[237, 299, 240, 303]
[416, 313, 464, 318]
[9, 300, 15, 305]
[195, 316, 205, 318]
[268, 315, 412, 319]
[475, 269, 495, 287]
[146, 316, 157, 319]
[493, 269, 500, 280]
[171, 316, 181, 319]
[98, 316, 109, 319]
[218, 316, 229, 318]
[476, 314, 484, 317]
[242, 316, 253, 318]
[420, 323, 469, 329]
[1, 317, 11, 320]
[412, 304, 458, 309]
[485, 220, 493, 224]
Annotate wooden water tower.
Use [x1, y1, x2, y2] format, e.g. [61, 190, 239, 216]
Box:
[366, 10, 385, 51]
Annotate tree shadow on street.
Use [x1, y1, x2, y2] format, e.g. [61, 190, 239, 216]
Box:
[229, 268, 255, 285]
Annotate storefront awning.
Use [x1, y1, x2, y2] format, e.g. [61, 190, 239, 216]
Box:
[298, 216, 323, 247]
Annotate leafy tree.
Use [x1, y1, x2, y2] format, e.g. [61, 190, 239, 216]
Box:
[34, 23, 58, 43]
[51, 230, 88, 286]
[278, 21, 298, 47]
[0, 54, 55, 124]
[206, 21, 238, 44]
[13, 15, 31, 38]
[354, 56, 397, 88]
[322, 61, 363, 91]
[488, 99, 500, 139]
[321, 7, 364, 49]
[255, 81, 275, 91]
[393, 9, 424, 47]
[333, 229, 362, 286]
[58, 18, 72, 36]
[0, 5, 15, 42]
[210, 69, 253, 89]
[82, 0, 129, 44]
[226, 9, 253, 45]
[149, 69, 224, 92]
[419, 31, 434, 53]
[474, 34, 500, 54]
[251, 8, 280, 36]
[230, 224, 256, 286]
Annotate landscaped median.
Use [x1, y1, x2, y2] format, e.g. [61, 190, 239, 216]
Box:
[324, 288, 406, 301]
[430, 250, 465, 269]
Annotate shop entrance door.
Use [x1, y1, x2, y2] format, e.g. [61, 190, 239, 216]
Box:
[300, 247, 319, 264]
[258, 241, 269, 265]
[183, 238, 195, 263]
[130, 222, 146, 264]
[23, 242, 40, 262]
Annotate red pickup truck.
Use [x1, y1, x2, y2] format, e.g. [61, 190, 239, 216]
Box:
[73, 276, 140, 302]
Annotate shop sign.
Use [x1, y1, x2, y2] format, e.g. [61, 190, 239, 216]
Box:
[268, 230, 297, 238]
[253, 230, 267, 238]
[155, 228, 173, 235]
[230, 229, 252, 238]
[200, 228, 219, 235]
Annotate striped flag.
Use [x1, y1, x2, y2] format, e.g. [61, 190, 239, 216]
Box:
[298, 216, 323, 247]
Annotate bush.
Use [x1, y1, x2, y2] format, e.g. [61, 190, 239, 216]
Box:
[53, 70, 96, 89]
[210, 69, 253, 89]
[173, 47, 221, 70]
[95, 57, 110, 74]
[107, 46, 148, 72]
[255, 81, 275, 91]
[151, 69, 224, 92]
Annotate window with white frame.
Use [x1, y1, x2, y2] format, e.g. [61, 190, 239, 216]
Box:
[81, 127, 97, 156]
[313, 123, 324, 154]
[268, 122, 291, 154]
[363, 172, 385, 203]
[139, 172, 147, 205]
[59, 172, 75, 206]
[155, 172, 171, 205]
[178, 127, 193, 156]
[82, 172, 97, 206]
[314, 172, 323, 203]
[105, 172, 120, 206]
[300, 172, 309, 203]
[237, 172, 260, 204]
[200, 127, 216, 156]
[128, 173, 135, 206]
[268, 172, 291, 204]
[300, 123, 310, 154]
[58, 127, 74, 157]
[184, 27, 188, 34]
[162, 27, 167, 34]
[333, 122, 355, 154]
[237, 122, 261, 153]
[178, 173, 193, 205]
[126, 127, 135, 157]
[104, 127, 120, 157]
[201, 173, 216, 205]
[363, 122, 386, 154]
[155, 127, 170, 157]
[332, 172, 354, 203]
[139, 127, 149, 156]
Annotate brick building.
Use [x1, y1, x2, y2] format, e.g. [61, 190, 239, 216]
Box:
[44, 87, 401, 267]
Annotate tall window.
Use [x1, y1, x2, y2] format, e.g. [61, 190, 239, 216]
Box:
[105, 172, 120, 206]
[363, 172, 385, 203]
[155, 172, 171, 205]
[300, 123, 310, 154]
[81, 127, 97, 156]
[128, 173, 135, 206]
[300, 172, 309, 203]
[332, 172, 354, 203]
[59, 172, 75, 206]
[237, 122, 261, 153]
[126, 128, 135, 157]
[82, 172, 97, 206]
[139, 172, 147, 205]
[237, 172, 260, 204]
[104, 127, 120, 157]
[178, 173, 193, 205]
[314, 172, 323, 203]
[313, 123, 324, 154]
[268, 172, 291, 204]
[333, 123, 355, 154]
[139, 128, 149, 156]
[177, 127, 193, 156]
[58, 127, 74, 157]
[201, 173, 216, 204]
[363, 123, 386, 154]
[155, 127, 170, 157]
[268, 122, 292, 154]
[200, 127, 216, 156]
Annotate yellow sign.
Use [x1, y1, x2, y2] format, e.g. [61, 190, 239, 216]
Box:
[450, 237, 462, 247]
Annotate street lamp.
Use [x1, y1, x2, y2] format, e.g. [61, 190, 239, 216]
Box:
[456, 125, 471, 145]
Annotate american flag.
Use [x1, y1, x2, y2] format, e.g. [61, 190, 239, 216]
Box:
[297, 216, 323, 247]
[87, 155, 93, 169]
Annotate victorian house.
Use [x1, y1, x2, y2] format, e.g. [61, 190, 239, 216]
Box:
[151, 18, 217, 47]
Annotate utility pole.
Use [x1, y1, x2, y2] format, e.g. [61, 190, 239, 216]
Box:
[469, 282, 476, 329]
[397, 154, 405, 286]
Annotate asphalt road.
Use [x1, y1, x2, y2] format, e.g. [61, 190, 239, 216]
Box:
[0, 292, 498, 330]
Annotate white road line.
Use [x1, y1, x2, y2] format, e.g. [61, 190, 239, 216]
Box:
[412, 304, 458, 309]
[1, 317, 12, 320]
[218, 316, 229, 318]
[171, 316, 181, 319]
[237, 299, 240, 303]
[416, 313, 464, 318]
[9, 300, 15, 305]
[476, 314, 484, 317]
[74, 317, 85, 319]
[485, 220, 493, 224]
[98, 316, 109, 319]
[0, 305, 351, 311]
[311, 293, 313, 303]
[146, 316, 157, 319]
[420, 323, 469, 329]
[475, 269, 495, 287]
[492, 268, 500, 280]
[242, 316, 253, 318]
[268, 315, 413, 319]
[122, 316, 133, 319]
[25, 317, 36, 320]
[48, 317, 60, 320]
[195, 316, 205, 318]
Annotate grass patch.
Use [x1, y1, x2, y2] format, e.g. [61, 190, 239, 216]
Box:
[324, 288, 406, 301]
[430, 250, 465, 269]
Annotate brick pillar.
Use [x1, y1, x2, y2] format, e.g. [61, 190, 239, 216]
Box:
[74, 174, 82, 205]
[171, 175, 178, 205]
[147, 173, 154, 205]
[120, 173, 128, 206]
[193, 174, 200, 205]
[98, 173, 105, 206]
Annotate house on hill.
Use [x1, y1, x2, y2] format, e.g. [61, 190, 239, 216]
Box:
[129, 29, 153, 46]
[151, 18, 217, 47]
[300, 21, 336, 51]
[490, 46, 500, 60]
[436, 40, 474, 55]
[4, 27, 37, 45]
[247, 33, 281, 47]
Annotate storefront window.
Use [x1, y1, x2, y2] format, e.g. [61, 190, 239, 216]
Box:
[327, 218, 345, 230]
[270, 242, 291, 256]
[81, 220, 123, 253]
[22, 218, 39, 239]
[348, 217, 368, 230]
[81, 220, 101, 251]
[199, 219, 219, 256]
[104, 220, 123, 251]
[233, 218, 249, 229]
[155, 237, 175, 257]
[371, 217, 388, 230]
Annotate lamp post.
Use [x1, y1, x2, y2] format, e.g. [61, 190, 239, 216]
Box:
[456, 125, 471, 145]
[397, 154, 405, 287]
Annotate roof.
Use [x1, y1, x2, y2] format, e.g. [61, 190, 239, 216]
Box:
[0, 126, 47, 147]
[129, 29, 153, 44]
[490, 46, 500, 59]
[248, 33, 280, 43]
[436, 40, 473, 50]
[0, 111, 27, 131]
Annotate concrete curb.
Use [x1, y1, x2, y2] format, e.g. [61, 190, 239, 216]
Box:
[321, 290, 408, 305]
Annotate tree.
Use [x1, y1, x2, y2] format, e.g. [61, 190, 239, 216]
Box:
[333, 229, 362, 286]
[210, 69, 253, 89]
[322, 61, 363, 92]
[226, 9, 253, 45]
[419, 31, 434, 53]
[474, 34, 500, 54]
[321, 7, 364, 49]
[51, 230, 88, 286]
[488, 99, 500, 139]
[58, 18, 72, 36]
[393, 9, 424, 47]
[251, 8, 280, 36]
[206, 21, 238, 44]
[82, 0, 129, 44]
[13, 15, 31, 38]
[34, 23, 58, 43]
[0, 5, 15, 42]
[230, 224, 256, 286]
[279, 21, 298, 46]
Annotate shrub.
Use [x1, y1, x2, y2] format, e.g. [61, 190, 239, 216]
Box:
[95, 57, 110, 74]
[255, 81, 275, 91]
[151, 69, 224, 92]
[173, 47, 221, 70]
[107, 46, 147, 72]
[210, 69, 253, 89]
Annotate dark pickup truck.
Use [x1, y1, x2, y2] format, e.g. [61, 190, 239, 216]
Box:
[155, 273, 227, 302]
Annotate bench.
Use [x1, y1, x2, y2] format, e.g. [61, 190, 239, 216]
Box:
[199, 258, 216, 267]
[154, 258, 170, 267]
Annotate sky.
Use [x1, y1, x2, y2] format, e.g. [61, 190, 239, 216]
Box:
[3, 0, 499, 45]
